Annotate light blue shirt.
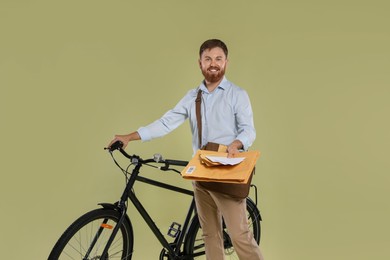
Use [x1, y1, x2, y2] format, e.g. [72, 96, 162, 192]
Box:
[137, 77, 256, 154]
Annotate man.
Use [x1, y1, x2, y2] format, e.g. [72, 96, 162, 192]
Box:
[108, 39, 264, 259]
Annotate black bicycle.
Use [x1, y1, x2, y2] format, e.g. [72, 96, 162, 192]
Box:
[48, 141, 262, 259]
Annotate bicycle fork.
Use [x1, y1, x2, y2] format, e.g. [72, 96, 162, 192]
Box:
[82, 218, 109, 259]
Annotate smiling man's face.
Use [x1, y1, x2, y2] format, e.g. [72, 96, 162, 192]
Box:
[199, 47, 228, 84]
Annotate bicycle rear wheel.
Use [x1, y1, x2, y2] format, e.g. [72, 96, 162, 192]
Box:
[183, 197, 261, 259]
[48, 208, 133, 260]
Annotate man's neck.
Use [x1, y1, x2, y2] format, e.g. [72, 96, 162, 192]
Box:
[205, 78, 223, 92]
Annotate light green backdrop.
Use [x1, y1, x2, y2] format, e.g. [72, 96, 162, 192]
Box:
[1, 0, 389, 259]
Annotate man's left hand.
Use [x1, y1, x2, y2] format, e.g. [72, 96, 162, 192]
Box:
[227, 140, 243, 158]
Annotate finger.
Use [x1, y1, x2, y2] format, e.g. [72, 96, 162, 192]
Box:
[107, 136, 120, 148]
[107, 138, 116, 148]
[227, 147, 239, 158]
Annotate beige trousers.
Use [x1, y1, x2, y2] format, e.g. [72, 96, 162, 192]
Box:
[193, 181, 265, 260]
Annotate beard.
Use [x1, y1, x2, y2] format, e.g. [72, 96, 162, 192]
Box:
[201, 65, 226, 83]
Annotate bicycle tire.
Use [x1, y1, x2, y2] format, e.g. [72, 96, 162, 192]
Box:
[183, 197, 261, 259]
[48, 208, 133, 260]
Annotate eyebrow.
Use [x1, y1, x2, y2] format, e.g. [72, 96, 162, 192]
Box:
[202, 55, 225, 59]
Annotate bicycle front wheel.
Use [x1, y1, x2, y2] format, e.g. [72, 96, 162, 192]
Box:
[48, 208, 133, 260]
[183, 197, 261, 259]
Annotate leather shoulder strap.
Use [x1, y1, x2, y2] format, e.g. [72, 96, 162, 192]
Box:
[195, 90, 202, 148]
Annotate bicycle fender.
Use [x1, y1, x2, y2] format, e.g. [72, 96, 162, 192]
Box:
[246, 197, 262, 221]
[98, 202, 133, 225]
[98, 202, 120, 211]
[98, 202, 131, 220]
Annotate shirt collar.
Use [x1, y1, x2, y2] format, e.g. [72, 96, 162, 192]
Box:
[199, 76, 229, 93]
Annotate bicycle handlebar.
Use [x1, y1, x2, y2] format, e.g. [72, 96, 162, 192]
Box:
[164, 159, 188, 167]
[106, 140, 189, 168]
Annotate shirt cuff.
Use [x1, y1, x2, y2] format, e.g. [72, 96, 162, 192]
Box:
[237, 136, 250, 151]
[137, 127, 152, 142]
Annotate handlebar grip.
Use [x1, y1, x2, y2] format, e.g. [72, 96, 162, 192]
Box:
[165, 159, 188, 167]
[108, 141, 124, 152]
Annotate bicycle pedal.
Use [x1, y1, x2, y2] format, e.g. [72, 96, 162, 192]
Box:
[167, 222, 181, 238]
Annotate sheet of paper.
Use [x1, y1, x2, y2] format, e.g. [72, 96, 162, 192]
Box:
[205, 156, 245, 165]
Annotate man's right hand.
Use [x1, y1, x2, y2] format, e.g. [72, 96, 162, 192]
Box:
[107, 132, 141, 150]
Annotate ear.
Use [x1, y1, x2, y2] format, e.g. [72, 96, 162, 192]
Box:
[198, 59, 202, 68]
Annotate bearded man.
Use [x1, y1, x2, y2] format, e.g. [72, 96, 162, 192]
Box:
[108, 39, 264, 260]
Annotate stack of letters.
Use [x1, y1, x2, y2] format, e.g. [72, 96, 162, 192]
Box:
[181, 150, 261, 184]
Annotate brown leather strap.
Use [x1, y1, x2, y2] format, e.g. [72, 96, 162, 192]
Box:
[195, 89, 202, 148]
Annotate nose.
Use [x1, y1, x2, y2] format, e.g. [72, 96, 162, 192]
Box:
[210, 58, 218, 67]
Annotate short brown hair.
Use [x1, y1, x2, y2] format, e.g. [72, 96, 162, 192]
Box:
[199, 39, 228, 58]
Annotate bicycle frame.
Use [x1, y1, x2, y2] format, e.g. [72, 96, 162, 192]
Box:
[100, 154, 196, 259]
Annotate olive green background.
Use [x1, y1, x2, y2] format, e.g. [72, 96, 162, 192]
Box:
[1, 0, 389, 259]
